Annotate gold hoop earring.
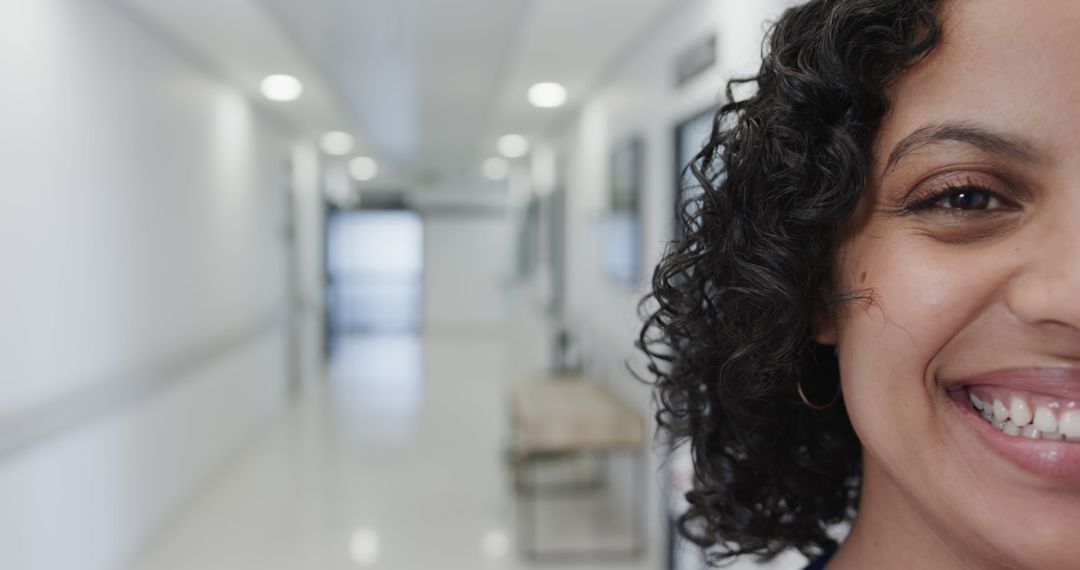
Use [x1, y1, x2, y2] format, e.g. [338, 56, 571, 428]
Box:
[797, 378, 841, 411]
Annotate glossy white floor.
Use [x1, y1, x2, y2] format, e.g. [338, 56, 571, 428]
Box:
[132, 333, 664, 570]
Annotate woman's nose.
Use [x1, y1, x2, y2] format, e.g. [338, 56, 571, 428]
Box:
[1004, 221, 1080, 331]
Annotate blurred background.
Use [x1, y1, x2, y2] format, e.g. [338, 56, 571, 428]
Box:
[0, 1, 807, 568]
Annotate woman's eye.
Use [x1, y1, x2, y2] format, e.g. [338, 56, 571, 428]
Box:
[897, 178, 1019, 218]
[932, 187, 1001, 210]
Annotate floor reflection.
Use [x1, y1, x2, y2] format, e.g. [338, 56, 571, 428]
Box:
[328, 334, 424, 446]
[133, 333, 661, 570]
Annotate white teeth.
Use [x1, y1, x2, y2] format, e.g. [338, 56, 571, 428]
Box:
[1033, 406, 1058, 433]
[1059, 411, 1080, 439]
[972, 394, 1080, 441]
[993, 399, 1010, 422]
[1010, 397, 1032, 426]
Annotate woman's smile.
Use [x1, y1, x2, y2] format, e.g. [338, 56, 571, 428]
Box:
[940, 367, 1080, 480]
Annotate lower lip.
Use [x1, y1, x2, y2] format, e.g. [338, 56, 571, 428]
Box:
[949, 390, 1080, 480]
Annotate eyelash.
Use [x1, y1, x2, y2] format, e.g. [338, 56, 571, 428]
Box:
[902, 178, 1015, 214]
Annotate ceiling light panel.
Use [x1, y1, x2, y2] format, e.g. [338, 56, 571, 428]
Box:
[349, 156, 379, 181]
[527, 82, 567, 108]
[496, 134, 530, 158]
[320, 131, 355, 155]
[481, 157, 510, 181]
[260, 74, 303, 101]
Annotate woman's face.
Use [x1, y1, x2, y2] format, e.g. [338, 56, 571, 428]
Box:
[828, 0, 1080, 567]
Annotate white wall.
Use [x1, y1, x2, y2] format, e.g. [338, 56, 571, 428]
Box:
[422, 214, 511, 333]
[0, 1, 302, 568]
[290, 141, 328, 393]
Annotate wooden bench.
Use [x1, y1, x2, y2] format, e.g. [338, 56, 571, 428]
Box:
[509, 378, 647, 560]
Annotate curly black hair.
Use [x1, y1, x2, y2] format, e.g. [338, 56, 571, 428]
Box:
[638, 0, 946, 563]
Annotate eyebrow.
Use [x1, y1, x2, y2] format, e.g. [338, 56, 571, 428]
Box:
[882, 121, 1043, 177]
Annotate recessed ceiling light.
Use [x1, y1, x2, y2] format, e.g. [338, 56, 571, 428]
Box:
[320, 131, 355, 156]
[348, 528, 379, 565]
[481, 529, 511, 558]
[527, 82, 567, 108]
[260, 74, 303, 101]
[349, 156, 379, 181]
[481, 157, 510, 181]
[497, 134, 530, 158]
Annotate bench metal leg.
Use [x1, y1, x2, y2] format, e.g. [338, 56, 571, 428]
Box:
[516, 449, 647, 561]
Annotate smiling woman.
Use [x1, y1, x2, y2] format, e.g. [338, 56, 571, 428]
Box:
[640, 0, 1080, 568]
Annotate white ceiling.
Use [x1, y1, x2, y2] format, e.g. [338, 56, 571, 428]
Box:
[119, 0, 681, 189]
[116, 0, 351, 132]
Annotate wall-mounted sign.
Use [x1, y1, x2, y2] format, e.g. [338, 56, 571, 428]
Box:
[674, 31, 717, 87]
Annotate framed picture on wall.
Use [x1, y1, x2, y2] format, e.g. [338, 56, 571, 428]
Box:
[673, 108, 717, 239]
[604, 136, 644, 287]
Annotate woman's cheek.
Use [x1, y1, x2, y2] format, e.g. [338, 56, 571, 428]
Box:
[839, 230, 1004, 364]
[835, 234, 1000, 431]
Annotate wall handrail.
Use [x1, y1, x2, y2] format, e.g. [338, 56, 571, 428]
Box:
[0, 316, 282, 462]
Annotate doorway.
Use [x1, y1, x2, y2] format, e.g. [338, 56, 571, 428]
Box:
[325, 209, 424, 335]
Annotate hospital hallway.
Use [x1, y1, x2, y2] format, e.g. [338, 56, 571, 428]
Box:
[131, 333, 659, 570]
[1, 0, 813, 568]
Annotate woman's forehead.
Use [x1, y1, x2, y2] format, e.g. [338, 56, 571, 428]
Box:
[872, 0, 1080, 175]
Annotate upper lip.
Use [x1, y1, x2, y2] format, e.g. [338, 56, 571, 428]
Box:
[939, 367, 1080, 401]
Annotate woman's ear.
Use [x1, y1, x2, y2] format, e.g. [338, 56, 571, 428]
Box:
[812, 278, 839, 345]
[811, 306, 838, 345]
